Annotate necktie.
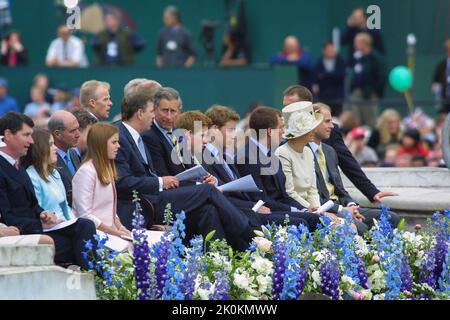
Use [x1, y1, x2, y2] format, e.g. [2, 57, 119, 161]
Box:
[137, 137, 148, 164]
[317, 145, 337, 201]
[62, 41, 68, 61]
[168, 131, 184, 168]
[64, 152, 76, 176]
[222, 161, 236, 181]
[14, 160, 19, 170]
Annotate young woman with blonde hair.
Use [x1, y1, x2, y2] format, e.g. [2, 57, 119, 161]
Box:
[368, 108, 403, 158]
[72, 123, 131, 238]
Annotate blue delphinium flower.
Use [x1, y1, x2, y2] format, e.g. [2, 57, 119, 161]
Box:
[153, 236, 170, 298]
[179, 236, 203, 300]
[210, 270, 230, 300]
[378, 205, 393, 239]
[320, 257, 340, 300]
[438, 249, 450, 292]
[132, 229, 152, 300]
[272, 232, 286, 300]
[420, 248, 437, 290]
[280, 226, 302, 300]
[433, 210, 450, 240]
[401, 255, 413, 295]
[163, 211, 188, 300]
[280, 225, 312, 300]
[383, 232, 404, 300]
[333, 211, 360, 287]
[434, 231, 448, 287]
[357, 257, 369, 290]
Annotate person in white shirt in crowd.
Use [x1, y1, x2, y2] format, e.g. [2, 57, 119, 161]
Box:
[46, 25, 88, 68]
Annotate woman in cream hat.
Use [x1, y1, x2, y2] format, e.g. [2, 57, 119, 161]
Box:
[275, 107, 324, 212]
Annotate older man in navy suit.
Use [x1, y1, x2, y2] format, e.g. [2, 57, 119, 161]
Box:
[114, 88, 254, 251]
[0, 112, 96, 269]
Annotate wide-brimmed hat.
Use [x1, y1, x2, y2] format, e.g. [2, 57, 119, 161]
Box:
[282, 101, 313, 125]
[283, 109, 323, 140]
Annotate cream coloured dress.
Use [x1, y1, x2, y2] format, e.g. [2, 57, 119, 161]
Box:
[275, 143, 321, 208]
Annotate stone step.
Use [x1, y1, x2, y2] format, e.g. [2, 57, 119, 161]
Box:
[0, 245, 54, 267]
[0, 266, 96, 300]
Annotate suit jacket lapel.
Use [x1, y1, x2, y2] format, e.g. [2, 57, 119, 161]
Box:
[0, 157, 35, 195]
[120, 122, 157, 175]
[56, 153, 72, 178]
[120, 122, 147, 167]
[69, 149, 81, 170]
[308, 145, 330, 202]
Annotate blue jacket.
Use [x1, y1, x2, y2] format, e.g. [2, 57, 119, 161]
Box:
[26, 166, 73, 221]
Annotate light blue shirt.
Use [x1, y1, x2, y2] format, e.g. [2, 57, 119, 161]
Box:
[153, 120, 175, 146]
[26, 166, 73, 221]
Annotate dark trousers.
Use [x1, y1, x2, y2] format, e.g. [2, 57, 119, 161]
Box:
[45, 218, 96, 270]
[279, 198, 322, 231]
[338, 208, 401, 236]
[154, 184, 253, 251]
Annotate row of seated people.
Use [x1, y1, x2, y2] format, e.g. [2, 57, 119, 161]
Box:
[0, 82, 399, 269]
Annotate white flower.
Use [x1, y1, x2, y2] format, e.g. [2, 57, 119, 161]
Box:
[210, 252, 232, 272]
[369, 270, 386, 291]
[373, 293, 385, 300]
[251, 256, 274, 275]
[256, 275, 272, 293]
[197, 285, 214, 300]
[233, 269, 254, 291]
[312, 250, 329, 263]
[342, 275, 356, 287]
[253, 237, 272, 253]
[312, 270, 322, 286]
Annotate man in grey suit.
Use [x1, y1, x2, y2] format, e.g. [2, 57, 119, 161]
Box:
[48, 111, 81, 206]
[309, 103, 400, 235]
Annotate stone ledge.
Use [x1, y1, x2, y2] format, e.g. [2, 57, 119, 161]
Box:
[0, 245, 54, 267]
[342, 167, 450, 188]
[347, 187, 450, 213]
[0, 266, 96, 300]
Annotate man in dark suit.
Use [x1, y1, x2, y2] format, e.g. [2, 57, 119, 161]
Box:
[114, 88, 254, 251]
[0, 112, 96, 269]
[142, 87, 186, 177]
[432, 39, 450, 114]
[309, 104, 400, 234]
[282, 85, 397, 203]
[234, 107, 321, 231]
[48, 110, 81, 206]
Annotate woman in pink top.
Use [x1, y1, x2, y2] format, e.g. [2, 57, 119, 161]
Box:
[72, 123, 131, 238]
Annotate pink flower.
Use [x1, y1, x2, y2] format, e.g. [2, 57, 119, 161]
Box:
[372, 255, 380, 263]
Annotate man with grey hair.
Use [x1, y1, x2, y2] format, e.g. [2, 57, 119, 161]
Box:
[48, 110, 81, 205]
[123, 78, 162, 98]
[142, 87, 184, 176]
[79, 80, 113, 120]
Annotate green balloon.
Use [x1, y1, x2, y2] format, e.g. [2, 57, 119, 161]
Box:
[389, 66, 413, 92]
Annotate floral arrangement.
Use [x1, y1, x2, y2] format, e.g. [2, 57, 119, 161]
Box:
[83, 202, 450, 300]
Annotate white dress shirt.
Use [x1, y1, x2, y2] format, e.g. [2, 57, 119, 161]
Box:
[46, 35, 88, 67]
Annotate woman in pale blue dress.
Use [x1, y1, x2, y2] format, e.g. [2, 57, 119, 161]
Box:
[20, 128, 73, 222]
